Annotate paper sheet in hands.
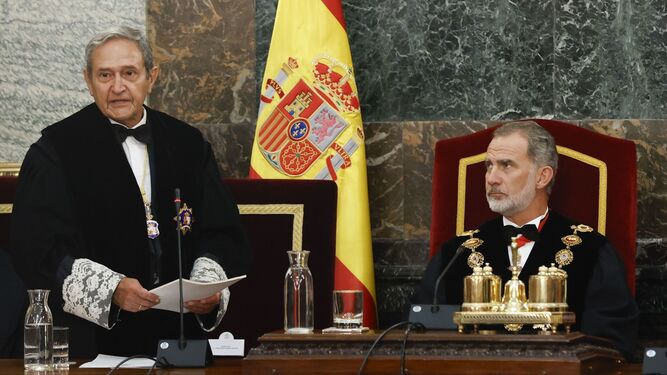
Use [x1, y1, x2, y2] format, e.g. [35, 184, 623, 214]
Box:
[149, 275, 246, 313]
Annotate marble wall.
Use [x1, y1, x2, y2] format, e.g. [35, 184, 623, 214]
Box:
[146, 0, 256, 177]
[258, 0, 667, 122]
[0, 0, 146, 162]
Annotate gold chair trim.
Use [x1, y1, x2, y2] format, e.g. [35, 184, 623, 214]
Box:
[555, 145, 607, 235]
[237, 203, 305, 251]
[456, 152, 486, 236]
[0, 163, 21, 177]
[455, 147, 607, 236]
[0, 163, 19, 215]
[0, 163, 20, 177]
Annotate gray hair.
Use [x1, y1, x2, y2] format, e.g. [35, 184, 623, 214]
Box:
[85, 26, 153, 76]
[493, 121, 558, 194]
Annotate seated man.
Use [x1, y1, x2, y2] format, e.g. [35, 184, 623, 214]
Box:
[412, 121, 638, 358]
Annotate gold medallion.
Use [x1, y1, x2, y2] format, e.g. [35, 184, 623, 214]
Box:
[555, 249, 574, 267]
[573, 224, 593, 233]
[553, 223, 590, 268]
[144, 202, 160, 239]
[462, 237, 484, 251]
[174, 203, 194, 236]
[467, 251, 485, 268]
[561, 234, 582, 247]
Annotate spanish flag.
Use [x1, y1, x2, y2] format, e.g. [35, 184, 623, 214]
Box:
[250, 0, 377, 328]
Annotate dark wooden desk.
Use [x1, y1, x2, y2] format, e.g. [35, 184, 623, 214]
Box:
[244, 330, 643, 375]
[1, 330, 647, 375]
[0, 358, 642, 374]
[0, 358, 243, 374]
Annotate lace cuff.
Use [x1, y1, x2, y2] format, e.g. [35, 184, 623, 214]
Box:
[190, 257, 230, 332]
[62, 258, 124, 329]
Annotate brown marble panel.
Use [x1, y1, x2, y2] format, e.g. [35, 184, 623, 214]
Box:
[195, 123, 255, 179]
[636, 239, 667, 268]
[365, 122, 404, 239]
[147, 0, 256, 124]
[580, 119, 667, 239]
[373, 239, 430, 270]
[402, 121, 491, 240]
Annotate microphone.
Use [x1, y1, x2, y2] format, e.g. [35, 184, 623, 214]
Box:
[156, 188, 213, 368]
[432, 245, 466, 306]
[409, 245, 467, 329]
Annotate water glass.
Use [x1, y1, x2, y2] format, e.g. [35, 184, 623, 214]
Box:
[333, 290, 363, 329]
[52, 326, 69, 370]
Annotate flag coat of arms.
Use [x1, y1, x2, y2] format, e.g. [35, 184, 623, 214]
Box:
[250, 0, 377, 327]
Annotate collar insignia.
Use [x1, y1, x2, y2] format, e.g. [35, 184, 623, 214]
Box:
[174, 203, 194, 236]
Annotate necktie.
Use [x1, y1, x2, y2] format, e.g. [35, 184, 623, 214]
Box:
[503, 224, 540, 248]
[112, 124, 152, 144]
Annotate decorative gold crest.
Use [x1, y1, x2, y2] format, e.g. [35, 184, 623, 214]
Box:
[460, 229, 485, 268]
[554, 223, 591, 268]
[462, 238, 484, 251]
[174, 203, 194, 236]
[467, 252, 485, 268]
[144, 202, 160, 240]
[560, 234, 582, 247]
[572, 224, 593, 233]
[555, 249, 574, 267]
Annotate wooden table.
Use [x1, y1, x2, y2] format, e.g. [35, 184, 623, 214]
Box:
[1, 330, 647, 374]
[244, 330, 643, 375]
[0, 358, 243, 374]
[0, 358, 642, 374]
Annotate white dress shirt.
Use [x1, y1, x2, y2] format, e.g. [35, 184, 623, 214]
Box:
[503, 208, 549, 269]
[109, 109, 151, 204]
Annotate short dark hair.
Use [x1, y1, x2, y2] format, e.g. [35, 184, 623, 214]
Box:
[85, 26, 153, 76]
[493, 121, 558, 194]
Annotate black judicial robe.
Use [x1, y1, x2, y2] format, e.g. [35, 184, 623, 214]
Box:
[10, 104, 250, 357]
[0, 249, 26, 358]
[411, 210, 639, 358]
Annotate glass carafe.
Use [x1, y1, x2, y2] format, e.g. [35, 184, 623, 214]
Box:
[24, 289, 53, 371]
[284, 250, 314, 334]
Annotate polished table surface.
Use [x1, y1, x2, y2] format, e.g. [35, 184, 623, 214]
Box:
[0, 359, 642, 374]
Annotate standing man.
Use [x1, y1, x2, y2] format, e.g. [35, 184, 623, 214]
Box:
[412, 121, 638, 358]
[11, 26, 250, 357]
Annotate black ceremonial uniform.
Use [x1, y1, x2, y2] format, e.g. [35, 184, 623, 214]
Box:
[412, 210, 638, 358]
[11, 104, 250, 357]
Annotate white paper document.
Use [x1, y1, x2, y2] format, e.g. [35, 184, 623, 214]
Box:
[79, 354, 156, 368]
[209, 332, 244, 356]
[149, 275, 246, 313]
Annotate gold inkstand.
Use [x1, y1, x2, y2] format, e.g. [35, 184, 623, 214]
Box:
[453, 236, 576, 334]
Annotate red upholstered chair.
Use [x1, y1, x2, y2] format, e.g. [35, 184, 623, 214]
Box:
[220, 179, 337, 353]
[0, 164, 21, 251]
[430, 119, 637, 293]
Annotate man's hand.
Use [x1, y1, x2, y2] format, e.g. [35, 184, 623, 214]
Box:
[113, 277, 160, 313]
[185, 292, 221, 315]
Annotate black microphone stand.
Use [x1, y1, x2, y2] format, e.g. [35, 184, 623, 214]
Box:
[156, 188, 213, 367]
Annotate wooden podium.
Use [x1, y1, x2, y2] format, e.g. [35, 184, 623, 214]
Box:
[243, 330, 624, 375]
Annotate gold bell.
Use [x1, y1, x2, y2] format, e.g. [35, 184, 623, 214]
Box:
[462, 264, 501, 312]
